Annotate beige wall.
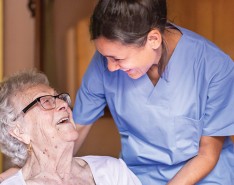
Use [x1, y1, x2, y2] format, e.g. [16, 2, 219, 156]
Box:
[3, 0, 35, 76]
[49, 0, 96, 92]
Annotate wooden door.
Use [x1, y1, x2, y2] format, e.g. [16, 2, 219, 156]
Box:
[167, 0, 234, 59]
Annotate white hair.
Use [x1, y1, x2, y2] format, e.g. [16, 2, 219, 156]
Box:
[0, 69, 49, 167]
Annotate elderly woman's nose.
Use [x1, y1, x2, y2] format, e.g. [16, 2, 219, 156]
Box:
[56, 98, 69, 110]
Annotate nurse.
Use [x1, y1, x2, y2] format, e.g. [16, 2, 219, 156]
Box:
[73, 0, 234, 184]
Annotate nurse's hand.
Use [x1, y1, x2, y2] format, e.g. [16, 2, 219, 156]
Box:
[167, 136, 225, 185]
[0, 167, 20, 182]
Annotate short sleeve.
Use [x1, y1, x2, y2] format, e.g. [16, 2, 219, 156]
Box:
[73, 51, 107, 124]
[79, 156, 142, 185]
[203, 55, 234, 136]
[115, 159, 142, 185]
[1, 170, 26, 185]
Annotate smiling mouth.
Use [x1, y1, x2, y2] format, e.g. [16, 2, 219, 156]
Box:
[57, 117, 69, 125]
[122, 69, 131, 73]
[126, 70, 134, 75]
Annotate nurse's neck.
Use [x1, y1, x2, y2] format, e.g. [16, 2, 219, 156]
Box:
[147, 27, 182, 86]
[147, 64, 160, 86]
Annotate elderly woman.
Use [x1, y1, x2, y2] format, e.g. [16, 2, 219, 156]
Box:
[0, 70, 141, 185]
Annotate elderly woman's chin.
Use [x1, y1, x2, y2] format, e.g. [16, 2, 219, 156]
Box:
[56, 121, 79, 142]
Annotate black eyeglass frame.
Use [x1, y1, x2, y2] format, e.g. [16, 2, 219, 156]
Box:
[13, 93, 71, 121]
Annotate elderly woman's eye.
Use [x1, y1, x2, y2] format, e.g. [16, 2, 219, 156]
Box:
[43, 99, 50, 104]
[41, 97, 52, 105]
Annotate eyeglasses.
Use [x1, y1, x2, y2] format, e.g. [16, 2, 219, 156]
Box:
[13, 93, 71, 121]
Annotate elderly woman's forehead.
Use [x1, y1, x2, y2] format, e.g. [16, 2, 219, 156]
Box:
[13, 84, 54, 103]
[25, 84, 53, 93]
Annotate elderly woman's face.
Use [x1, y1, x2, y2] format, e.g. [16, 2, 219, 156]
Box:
[13, 84, 78, 146]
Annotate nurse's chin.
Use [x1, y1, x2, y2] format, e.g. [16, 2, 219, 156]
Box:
[127, 73, 142, 79]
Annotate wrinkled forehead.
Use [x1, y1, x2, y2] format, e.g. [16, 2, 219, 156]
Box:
[11, 84, 55, 110]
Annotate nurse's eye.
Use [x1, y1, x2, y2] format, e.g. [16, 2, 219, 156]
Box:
[111, 58, 124, 63]
[113, 58, 121, 62]
[106, 56, 123, 63]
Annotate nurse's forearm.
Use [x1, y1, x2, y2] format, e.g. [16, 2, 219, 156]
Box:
[0, 167, 20, 182]
[167, 136, 225, 185]
[73, 123, 93, 155]
[167, 154, 216, 185]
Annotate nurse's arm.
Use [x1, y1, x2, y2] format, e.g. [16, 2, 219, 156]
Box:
[0, 167, 20, 182]
[73, 123, 93, 155]
[167, 135, 225, 185]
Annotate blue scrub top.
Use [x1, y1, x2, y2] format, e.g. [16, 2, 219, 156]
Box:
[73, 25, 234, 184]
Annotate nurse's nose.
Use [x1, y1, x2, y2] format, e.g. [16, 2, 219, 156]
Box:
[107, 60, 121, 72]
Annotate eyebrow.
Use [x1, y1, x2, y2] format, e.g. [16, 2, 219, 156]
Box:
[105, 55, 116, 58]
[105, 55, 124, 60]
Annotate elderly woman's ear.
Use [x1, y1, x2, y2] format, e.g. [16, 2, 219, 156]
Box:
[9, 124, 31, 145]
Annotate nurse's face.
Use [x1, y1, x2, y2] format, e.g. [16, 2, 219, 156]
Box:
[94, 35, 162, 79]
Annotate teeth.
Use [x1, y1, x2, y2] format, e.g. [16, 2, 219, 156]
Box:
[57, 118, 69, 124]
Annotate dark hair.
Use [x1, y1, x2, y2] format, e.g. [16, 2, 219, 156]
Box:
[90, 0, 167, 46]
[90, 0, 168, 75]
